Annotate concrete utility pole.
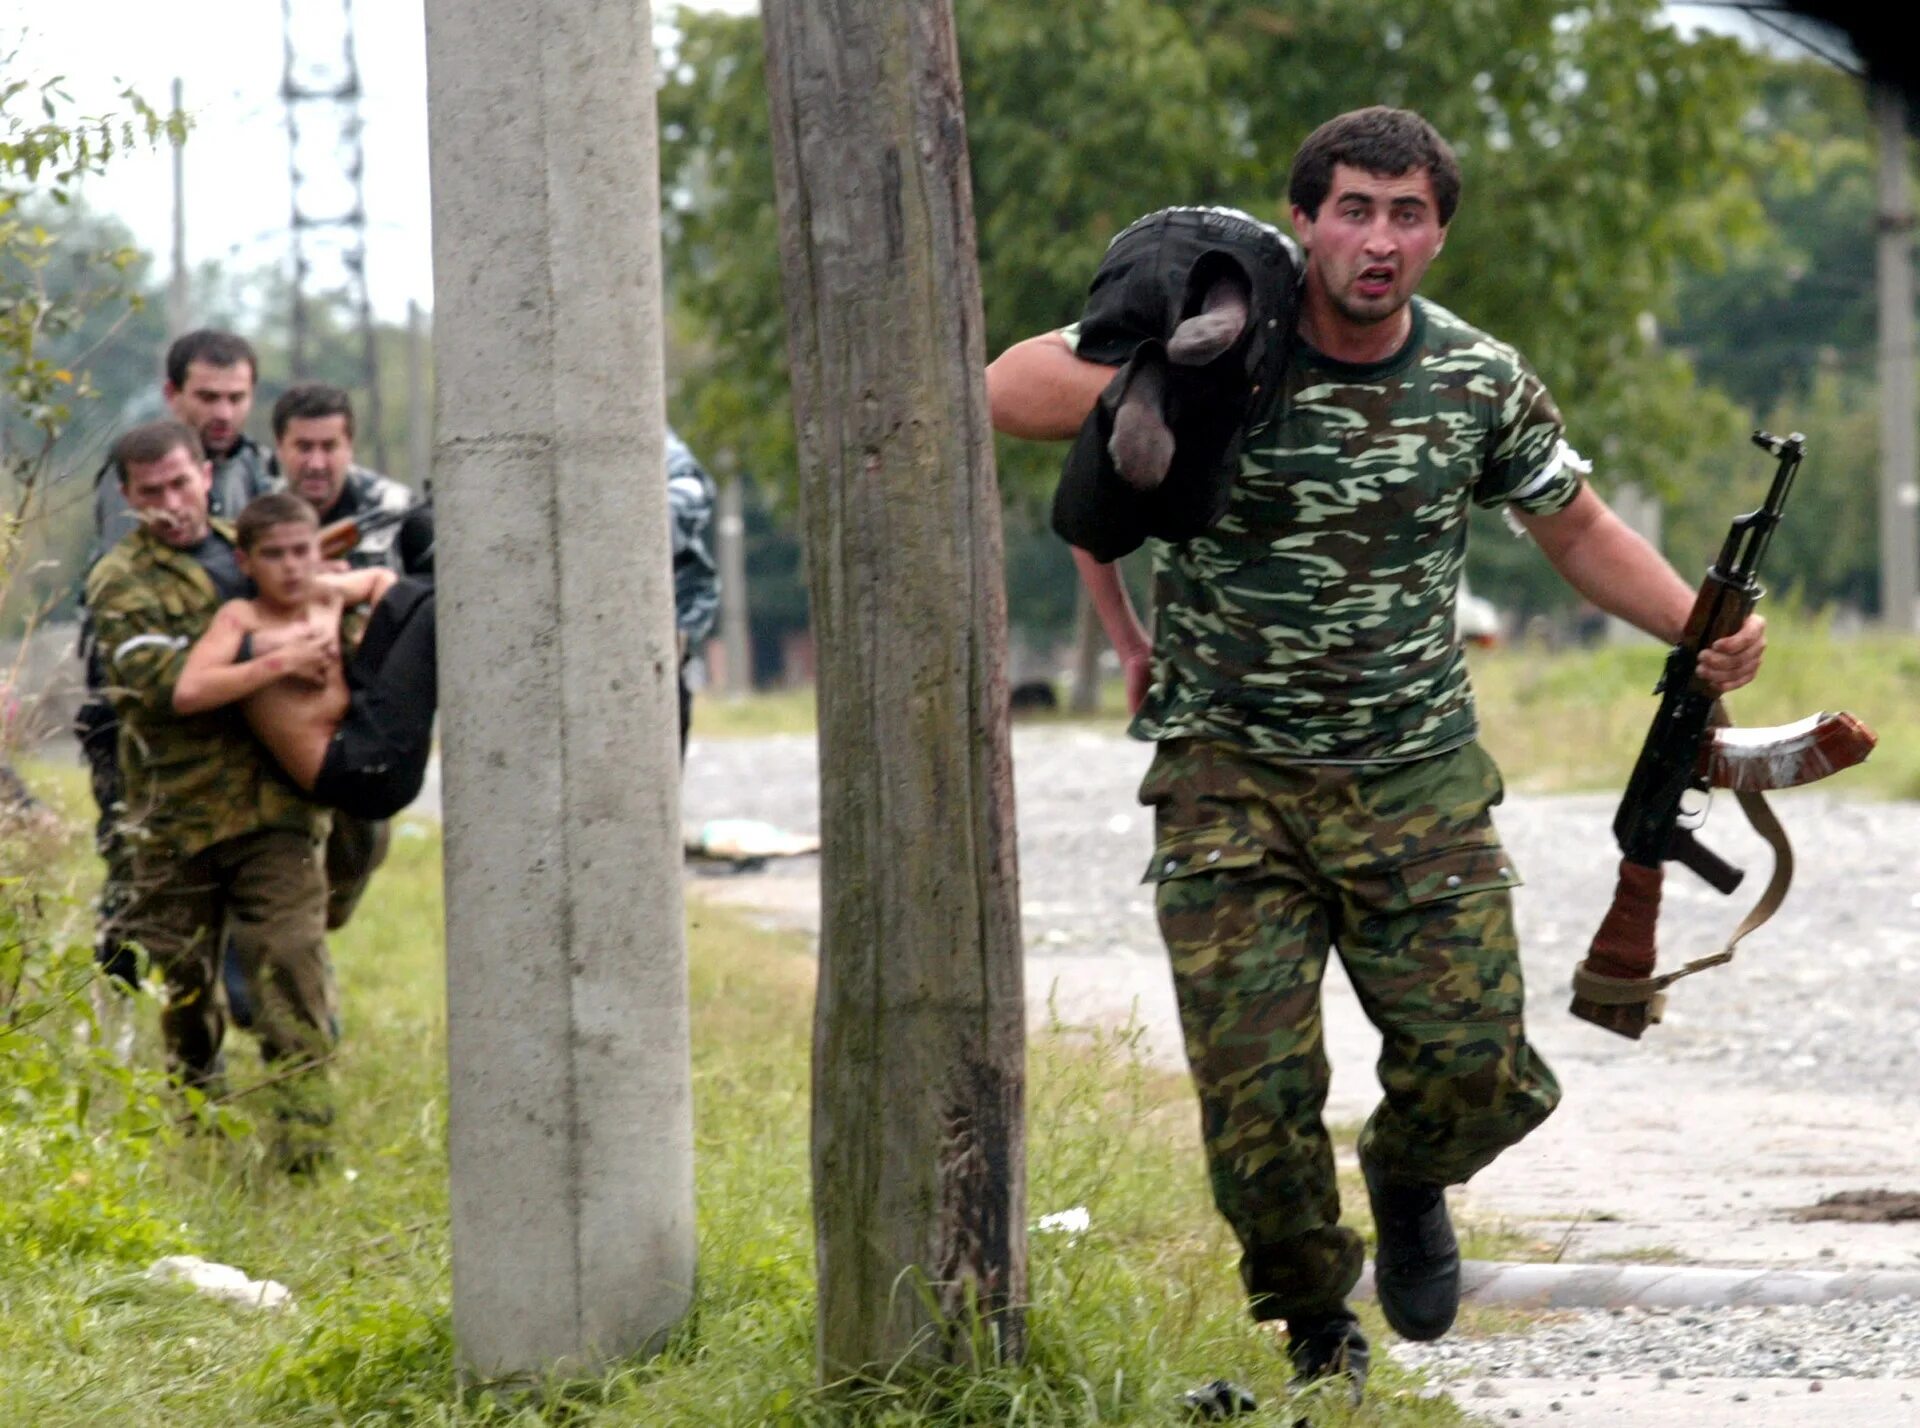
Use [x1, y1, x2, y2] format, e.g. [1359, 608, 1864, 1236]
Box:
[406, 299, 429, 491]
[764, 0, 1028, 1379]
[1875, 83, 1920, 631]
[716, 475, 751, 693]
[423, 0, 693, 1379]
[167, 78, 189, 339]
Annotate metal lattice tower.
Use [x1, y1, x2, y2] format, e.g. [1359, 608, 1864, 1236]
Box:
[281, 0, 387, 469]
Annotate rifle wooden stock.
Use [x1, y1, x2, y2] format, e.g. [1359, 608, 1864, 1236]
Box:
[1570, 860, 1665, 1039]
[317, 505, 411, 562]
[318, 517, 360, 561]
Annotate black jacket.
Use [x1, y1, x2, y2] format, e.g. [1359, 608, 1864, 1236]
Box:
[1051, 206, 1302, 562]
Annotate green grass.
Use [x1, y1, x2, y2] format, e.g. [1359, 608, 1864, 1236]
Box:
[1469, 612, 1920, 797]
[693, 677, 1138, 741]
[0, 769, 1523, 1425]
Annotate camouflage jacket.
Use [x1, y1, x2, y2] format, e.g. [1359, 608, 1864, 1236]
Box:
[83, 521, 327, 862]
[1133, 297, 1585, 763]
[666, 429, 720, 647]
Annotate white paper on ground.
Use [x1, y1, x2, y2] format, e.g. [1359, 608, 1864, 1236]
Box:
[146, 1255, 294, 1312]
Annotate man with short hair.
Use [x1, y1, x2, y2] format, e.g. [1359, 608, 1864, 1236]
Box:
[90, 330, 276, 558]
[84, 419, 338, 1170]
[988, 107, 1765, 1402]
[269, 381, 434, 930]
[666, 427, 720, 755]
[79, 330, 280, 984]
[271, 382, 434, 577]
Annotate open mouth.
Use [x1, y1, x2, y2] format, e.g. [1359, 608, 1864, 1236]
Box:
[1355, 266, 1395, 299]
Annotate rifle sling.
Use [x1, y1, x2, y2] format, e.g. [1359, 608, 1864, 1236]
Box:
[1572, 715, 1797, 1012]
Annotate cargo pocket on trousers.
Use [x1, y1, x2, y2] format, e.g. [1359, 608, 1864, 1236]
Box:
[1142, 831, 1267, 886]
[1349, 843, 1528, 1026]
[1366, 842, 1522, 910]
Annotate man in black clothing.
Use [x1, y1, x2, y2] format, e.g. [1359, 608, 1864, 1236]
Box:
[271, 383, 434, 578]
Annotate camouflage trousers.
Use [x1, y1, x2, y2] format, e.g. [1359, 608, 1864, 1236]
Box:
[120, 829, 339, 1151]
[1141, 737, 1561, 1323]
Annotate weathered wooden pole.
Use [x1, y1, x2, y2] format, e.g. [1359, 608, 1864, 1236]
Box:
[762, 0, 1028, 1379]
[424, 0, 694, 1378]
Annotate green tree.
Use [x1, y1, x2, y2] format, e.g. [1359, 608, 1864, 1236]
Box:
[1667, 62, 1879, 413]
[662, 1, 1769, 631]
[2, 68, 183, 631]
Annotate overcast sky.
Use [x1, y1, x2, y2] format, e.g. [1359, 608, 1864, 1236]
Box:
[8, 2, 1843, 325]
[8, 1, 753, 322]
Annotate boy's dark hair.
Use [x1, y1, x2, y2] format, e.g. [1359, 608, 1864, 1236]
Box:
[164, 329, 259, 388]
[236, 491, 321, 552]
[272, 382, 356, 440]
[111, 420, 205, 485]
[1288, 107, 1462, 226]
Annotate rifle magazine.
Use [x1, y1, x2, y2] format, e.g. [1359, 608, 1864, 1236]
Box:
[1700, 711, 1877, 792]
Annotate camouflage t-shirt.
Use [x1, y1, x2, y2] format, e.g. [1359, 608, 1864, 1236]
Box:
[1131, 297, 1585, 763]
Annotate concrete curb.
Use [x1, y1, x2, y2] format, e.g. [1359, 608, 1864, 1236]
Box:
[1354, 1260, 1920, 1311]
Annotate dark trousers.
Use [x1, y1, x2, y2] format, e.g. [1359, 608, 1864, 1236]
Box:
[76, 696, 139, 985]
[312, 580, 437, 820]
[324, 813, 391, 930]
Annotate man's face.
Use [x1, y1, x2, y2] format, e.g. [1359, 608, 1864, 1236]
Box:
[277, 413, 354, 513]
[122, 445, 214, 548]
[163, 360, 255, 459]
[1291, 163, 1448, 329]
[238, 521, 321, 607]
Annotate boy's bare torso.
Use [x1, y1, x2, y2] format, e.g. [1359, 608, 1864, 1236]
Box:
[230, 586, 351, 789]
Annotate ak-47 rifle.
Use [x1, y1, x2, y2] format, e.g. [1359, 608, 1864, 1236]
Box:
[318, 504, 412, 562]
[1568, 431, 1878, 1039]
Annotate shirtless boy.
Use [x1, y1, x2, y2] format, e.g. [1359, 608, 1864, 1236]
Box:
[175, 492, 438, 820]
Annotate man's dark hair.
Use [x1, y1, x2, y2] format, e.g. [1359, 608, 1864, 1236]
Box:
[236, 491, 320, 551]
[164, 329, 259, 388]
[1288, 107, 1462, 226]
[111, 420, 205, 485]
[272, 382, 356, 440]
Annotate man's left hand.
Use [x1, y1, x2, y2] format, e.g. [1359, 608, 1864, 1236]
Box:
[1695, 613, 1766, 693]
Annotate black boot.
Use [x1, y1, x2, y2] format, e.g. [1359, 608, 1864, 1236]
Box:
[1363, 1152, 1461, 1341]
[1285, 1310, 1370, 1406]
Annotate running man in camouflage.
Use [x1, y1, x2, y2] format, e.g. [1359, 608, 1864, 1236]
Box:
[987, 108, 1767, 1403]
[85, 420, 339, 1171]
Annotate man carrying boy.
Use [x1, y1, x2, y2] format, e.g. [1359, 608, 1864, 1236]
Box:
[85, 421, 337, 1168]
[80, 330, 279, 984]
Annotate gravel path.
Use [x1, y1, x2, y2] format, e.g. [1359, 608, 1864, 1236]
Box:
[1394, 1300, 1920, 1381]
[675, 723, 1920, 1399]
[679, 723, 1920, 1105]
[414, 721, 1920, 1395]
